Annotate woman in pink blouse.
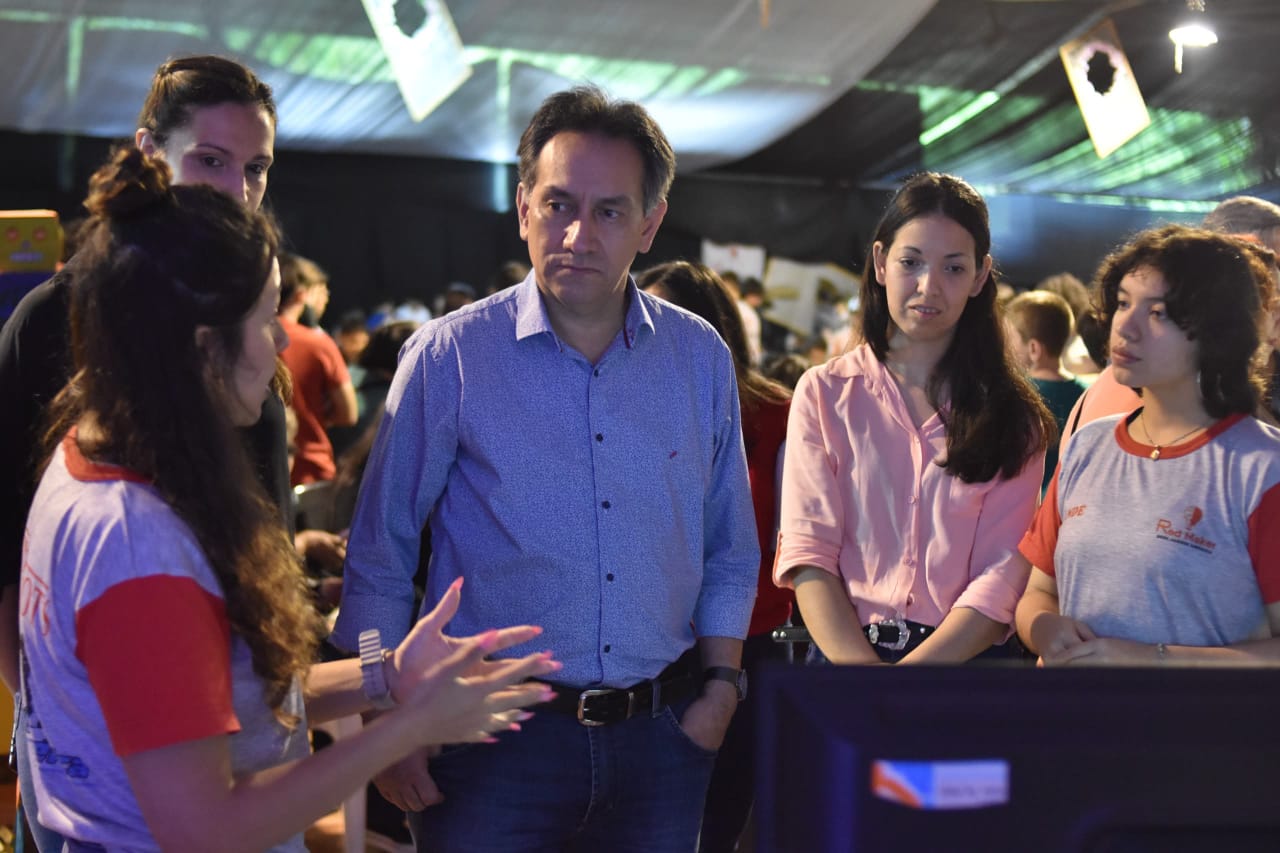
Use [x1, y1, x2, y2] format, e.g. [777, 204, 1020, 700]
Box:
[775, 173, 1054, 664]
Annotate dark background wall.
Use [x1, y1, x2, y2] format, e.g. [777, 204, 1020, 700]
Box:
[2, 128, 1199, 325]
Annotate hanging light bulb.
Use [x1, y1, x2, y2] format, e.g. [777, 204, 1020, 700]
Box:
[1169, 0, 1218, 73]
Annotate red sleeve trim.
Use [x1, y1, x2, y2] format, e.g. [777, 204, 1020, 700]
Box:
[1018, 467, 1062, 576]
[1247, 481, 1280, 604]
[76, 575, 239, 756]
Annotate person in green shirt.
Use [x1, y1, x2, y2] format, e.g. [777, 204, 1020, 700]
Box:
[1006, 290, 1088, 493]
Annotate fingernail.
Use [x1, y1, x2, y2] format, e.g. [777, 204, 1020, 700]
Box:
[507, 722, 522, 732]
[517, 711, 535, 721]
[450, 577, 464, 591]
[482, 736, 498, 744]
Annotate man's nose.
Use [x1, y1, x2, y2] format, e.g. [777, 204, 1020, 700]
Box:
[564, 217, 593, 251]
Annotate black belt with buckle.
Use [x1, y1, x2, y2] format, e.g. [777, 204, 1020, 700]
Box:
[864, 619, 934, 652]
[540, 653, 699, 727]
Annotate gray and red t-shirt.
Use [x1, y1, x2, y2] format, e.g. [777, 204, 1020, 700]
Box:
[1021, 411, 1280, 647]
[19, 431, 308, 851]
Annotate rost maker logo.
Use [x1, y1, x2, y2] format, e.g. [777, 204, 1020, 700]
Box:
[1154, 506, 1216, 554]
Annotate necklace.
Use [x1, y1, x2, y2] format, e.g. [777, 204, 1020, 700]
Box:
[1137, 411, 1208, 460]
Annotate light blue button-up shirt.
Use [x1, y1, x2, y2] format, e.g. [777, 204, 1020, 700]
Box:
[332, 273, 759, 687]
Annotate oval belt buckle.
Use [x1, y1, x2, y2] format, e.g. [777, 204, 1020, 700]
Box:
[875, 617, 910, 651]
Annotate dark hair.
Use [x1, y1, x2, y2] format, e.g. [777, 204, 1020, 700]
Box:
[763, 353, 809, 391]
[1035, 272, 1090, 325]
[136, 55, 276, 148]
[739, 276, 765, 299]
[1005, 290, 1074, 358]
[860, 172, 1053, 482]
[337, 309, 368, 336]
[486, 260, 530, 295]
[1075, 308, 1110, 369]
[637, 261, 790, 412]
[358, 320, 418, 375]
[1203, 196, 1280, 247]
[50, 148, 319, 718]
[278, 252, 327, 307]
[1094, 224, 1271, 418]
[517, 85, 675, 215]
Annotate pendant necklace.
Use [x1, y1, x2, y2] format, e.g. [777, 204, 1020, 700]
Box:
[1137, 412, 1207, 460]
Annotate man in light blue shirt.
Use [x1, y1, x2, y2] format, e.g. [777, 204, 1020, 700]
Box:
[333, 85, 759, 852]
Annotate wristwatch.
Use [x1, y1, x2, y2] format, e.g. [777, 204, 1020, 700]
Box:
[358, 628, 397, 710]
[703, 666, 748, 702]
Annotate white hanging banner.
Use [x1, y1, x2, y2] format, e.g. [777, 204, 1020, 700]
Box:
[1060, 18, 1150, 159]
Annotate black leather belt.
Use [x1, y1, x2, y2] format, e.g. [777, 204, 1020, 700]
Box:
[540, 654, 699, 727]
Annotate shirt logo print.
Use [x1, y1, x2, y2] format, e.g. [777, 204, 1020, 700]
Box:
[1155, 505, 1216, 554]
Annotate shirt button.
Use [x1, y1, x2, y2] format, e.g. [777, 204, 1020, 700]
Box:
[601, 500, 611, 509]
[595, 433, 604, 442]
[603, 644, 611, 653]
[606, 573, 615, 581]
[908, 494, 917, 504]
[594, 369, 600, 377]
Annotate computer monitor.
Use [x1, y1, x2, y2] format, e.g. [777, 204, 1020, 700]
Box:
[755, 664, 1280, 852]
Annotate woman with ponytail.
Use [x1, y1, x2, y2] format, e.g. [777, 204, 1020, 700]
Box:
[19, 149, 558, 852]
[0, 56, 296, 850]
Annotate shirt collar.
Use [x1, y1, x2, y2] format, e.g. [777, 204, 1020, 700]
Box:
[63, 428, 151, 484]
[513, 271, 655, 351]
[825, 343, 883, 380]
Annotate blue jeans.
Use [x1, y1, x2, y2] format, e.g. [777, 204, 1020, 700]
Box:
[408, 695, 716, 852]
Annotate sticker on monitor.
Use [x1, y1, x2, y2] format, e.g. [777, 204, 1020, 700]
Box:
[871, 759, 1009, 810]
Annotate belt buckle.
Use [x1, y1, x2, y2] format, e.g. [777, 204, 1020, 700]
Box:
[576, 689, 613, 727]
[871, 617, 910, 651]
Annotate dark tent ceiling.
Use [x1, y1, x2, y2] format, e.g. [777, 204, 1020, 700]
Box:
[725, 0, 1280, 206]
[2, 0, 1277, 208]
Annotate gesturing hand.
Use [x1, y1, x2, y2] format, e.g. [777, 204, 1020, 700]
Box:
[391, 577, 560, 746]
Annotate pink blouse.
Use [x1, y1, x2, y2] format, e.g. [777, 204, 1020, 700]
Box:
[775, 344, 1043, 629]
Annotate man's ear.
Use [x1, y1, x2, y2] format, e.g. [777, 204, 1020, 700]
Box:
[636, 200, 668, 255]
[516, 183, 530, 241]
[1028, 337, 1044, 365]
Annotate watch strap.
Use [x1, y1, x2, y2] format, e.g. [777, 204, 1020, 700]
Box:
[703, 666, 747, 701]
[359, 628, 397, 710]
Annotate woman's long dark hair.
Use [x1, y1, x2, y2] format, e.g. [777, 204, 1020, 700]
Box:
[1094, 224, 1272, 418]
[637, 260, 791, 412]
[860, 172, 1054, 483]
[47, 148, 320, 718]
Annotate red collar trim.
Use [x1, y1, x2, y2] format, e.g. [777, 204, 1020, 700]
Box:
[62, 429, 152, 484]
[1114, 410, 1245, 460]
